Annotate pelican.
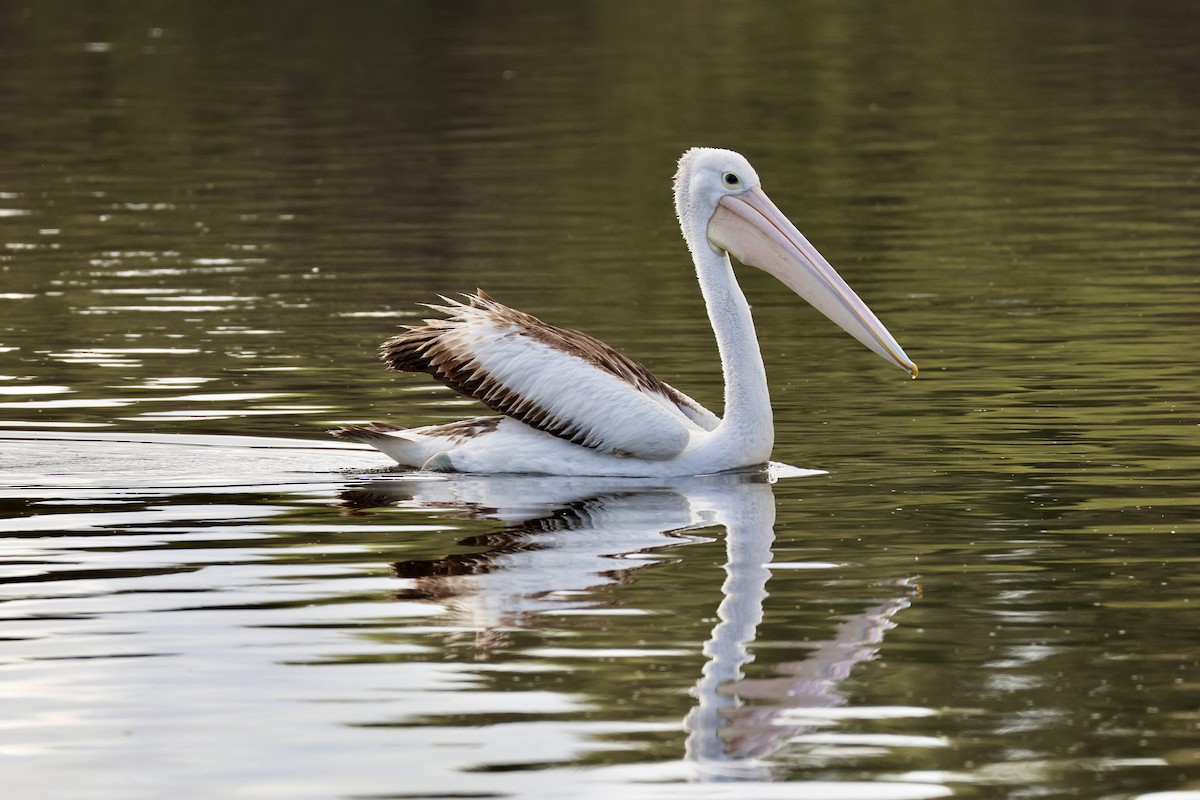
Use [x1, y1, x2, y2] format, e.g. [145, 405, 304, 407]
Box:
[331, 147, 917, 476]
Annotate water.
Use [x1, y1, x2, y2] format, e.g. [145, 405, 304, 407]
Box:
[2, 2, 1199, 797]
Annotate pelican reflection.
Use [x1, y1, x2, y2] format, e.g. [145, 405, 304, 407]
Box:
[338, 468, 917, 776]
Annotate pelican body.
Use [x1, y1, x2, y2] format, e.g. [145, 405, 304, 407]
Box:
[331, 148, 917, 476]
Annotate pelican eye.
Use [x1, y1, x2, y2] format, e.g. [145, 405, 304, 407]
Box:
[722, 172, 741, 188]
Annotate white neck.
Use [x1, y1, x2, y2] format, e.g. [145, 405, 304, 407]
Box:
[692, 244, 774, 453]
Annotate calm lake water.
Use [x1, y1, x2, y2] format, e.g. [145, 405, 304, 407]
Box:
[2, 2, 1199, 798]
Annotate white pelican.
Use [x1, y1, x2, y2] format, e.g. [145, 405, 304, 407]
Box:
[331, 147, 917, 476]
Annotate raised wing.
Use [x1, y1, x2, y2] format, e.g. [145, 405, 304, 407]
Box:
[381, 291, 718, 460]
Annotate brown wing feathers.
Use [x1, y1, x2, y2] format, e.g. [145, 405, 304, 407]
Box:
[380, 291, 703, 448]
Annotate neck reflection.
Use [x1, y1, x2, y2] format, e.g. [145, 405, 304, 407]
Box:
[339, 467, 915, 777]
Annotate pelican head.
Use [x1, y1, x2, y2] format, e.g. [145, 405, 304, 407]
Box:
[674, 147, 917, 377]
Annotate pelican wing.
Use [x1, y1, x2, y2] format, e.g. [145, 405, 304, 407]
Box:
[382, 291, 717, 460]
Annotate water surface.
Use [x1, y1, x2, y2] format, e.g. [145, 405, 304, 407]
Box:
[2, 2, 1199, 798]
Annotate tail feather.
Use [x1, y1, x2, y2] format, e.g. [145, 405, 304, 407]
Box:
[328, 421, 407, 443]
[329, 422, 434, 467]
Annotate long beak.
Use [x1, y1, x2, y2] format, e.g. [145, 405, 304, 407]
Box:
[708, 186, 918, 377]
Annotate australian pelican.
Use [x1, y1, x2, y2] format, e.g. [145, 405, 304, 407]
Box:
[331, 148, 917, 476]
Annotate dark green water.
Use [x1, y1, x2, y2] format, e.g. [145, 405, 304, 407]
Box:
[1, 2, 1198, 798]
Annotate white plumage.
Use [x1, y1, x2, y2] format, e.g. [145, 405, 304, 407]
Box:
[331, 148, 917, 476]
